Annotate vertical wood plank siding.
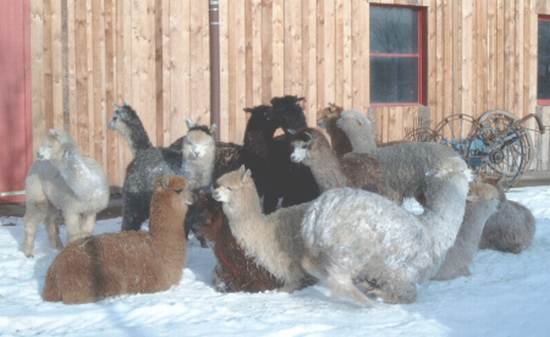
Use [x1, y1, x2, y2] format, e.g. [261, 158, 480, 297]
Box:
[31, 0, 550, 186]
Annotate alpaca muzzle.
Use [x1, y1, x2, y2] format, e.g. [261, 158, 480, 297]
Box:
[290, 148, 307, 163]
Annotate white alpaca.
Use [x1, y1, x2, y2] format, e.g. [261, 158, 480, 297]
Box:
[181, 119, 217, 191]
[300, 173, 470, 305]
[23, 129, 109, 257]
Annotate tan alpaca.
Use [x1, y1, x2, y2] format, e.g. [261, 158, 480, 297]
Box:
[42, 175, 191, 304]
[432, 182, 500, 281]
[212, 166, 311, 292]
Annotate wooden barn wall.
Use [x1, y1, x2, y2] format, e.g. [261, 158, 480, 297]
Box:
[31, 0, 550, 186]
[31, 0, 210, 186]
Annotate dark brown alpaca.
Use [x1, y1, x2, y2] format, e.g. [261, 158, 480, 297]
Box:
[190, 192, 282, 292]
[42, 175, 191, 304]
[316, 103, 352, 157]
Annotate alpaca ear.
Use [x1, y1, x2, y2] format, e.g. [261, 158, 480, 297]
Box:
[241, 168, 252, 182]
[156, 175, 171, 190]
[304, 130, 313, 142]
[185, 118, 195, 129]
[238, 165, 246, 174]
[209, 124, 218, 133]
[356, 118, 365, 126]
[243, 107, 253, 114]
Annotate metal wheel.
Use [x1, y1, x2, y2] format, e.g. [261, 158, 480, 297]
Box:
[434, 114, 483, 164]
[472, 110, 531, 189]
[403, 127, 440, 142]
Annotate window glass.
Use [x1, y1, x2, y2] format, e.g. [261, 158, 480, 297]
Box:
[370, 57, 418, 103]
[370, 6, 424, 104]
[538, 19, 550, 100]
[370, 6, 418, 54]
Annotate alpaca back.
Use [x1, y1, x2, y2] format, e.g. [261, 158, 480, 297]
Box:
[301, 188, 432, 282]
[480, 199, 535, 254]
[43, 175, 189, 304]
[374, 142, 466, 202]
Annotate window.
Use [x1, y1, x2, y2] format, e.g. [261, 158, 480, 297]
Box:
[538, 16, 550, 105]
[370, 5, 426, 105]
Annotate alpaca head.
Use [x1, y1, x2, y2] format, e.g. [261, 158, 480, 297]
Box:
[244, 105, 278, 133]
[289, 128, 330, 165]
[270, 95, 308, 133]
[37, 129, 76, 161]
[108, 103, 148, 140]
[152, 175, 193, 219]
[317, 103, 343, 128]
[212, 166, 255, 206]
[182, 120, 217, 160]
[335, 109, 374, 136]
[466, 181, 501, 215]
[188, 190, 224, 245]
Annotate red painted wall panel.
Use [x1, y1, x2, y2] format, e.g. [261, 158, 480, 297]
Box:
[0, 0, 32, 203]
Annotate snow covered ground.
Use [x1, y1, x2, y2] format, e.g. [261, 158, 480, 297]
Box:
[1, 186, 549, 337]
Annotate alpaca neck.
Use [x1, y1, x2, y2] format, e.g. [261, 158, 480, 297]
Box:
[182, 149, 216, 190]
[452, 201, 496, 259]
[325, 117, 352, 156]
[344, 126, 377, 154]
[222, 184, 287, 281]
[53, 148, 105, 198]
[307, 144, 350, 192]
[419, 175, 469, 270]
[243, 122, 277, 159]
[149, 203, 187, 256]
[126, 122, 153, 154]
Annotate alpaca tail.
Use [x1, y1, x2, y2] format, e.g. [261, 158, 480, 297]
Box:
[42, 268, 61, 302]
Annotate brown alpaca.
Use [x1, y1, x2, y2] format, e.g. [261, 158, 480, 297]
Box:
[42, 175, 191, 304]
[190, 192, 282, 292]
[316, 104, 352, 157]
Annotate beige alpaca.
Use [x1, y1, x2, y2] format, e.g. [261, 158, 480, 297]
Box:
[42, 175, 191, 304]
[212, 166, 311, 291]
[23, 129, 109, 257]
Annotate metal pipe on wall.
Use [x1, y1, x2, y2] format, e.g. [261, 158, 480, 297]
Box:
[209, 0, 221, 140]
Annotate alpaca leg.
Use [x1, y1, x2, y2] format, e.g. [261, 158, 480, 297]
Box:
[326, 273, 376, 306]
[81, 213, 96, 237]
[64, 212, 83, 243]
[45, 207, 63, 250]
[23, 203, 46, 257]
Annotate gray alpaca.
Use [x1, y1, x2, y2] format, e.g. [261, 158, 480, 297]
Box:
[300, 177, 470, 305]
[290, 128, 468, 219]
[336, 108, 536, 255]
[23, 129, 109, 257]
[432, 182, 500, 280]
[479, 189, 535, 254]
[212, 166, 312, 291]
[109, 104, 182, 231]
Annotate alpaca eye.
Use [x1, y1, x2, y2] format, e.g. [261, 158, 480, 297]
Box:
[174, 189, 183, 194]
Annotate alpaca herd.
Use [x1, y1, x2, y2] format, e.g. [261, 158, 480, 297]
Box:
[20, 97, 537, 306]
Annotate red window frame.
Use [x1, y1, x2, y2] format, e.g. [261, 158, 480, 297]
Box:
[369, 4, 427, 107]
[538, 15, 550, 106]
